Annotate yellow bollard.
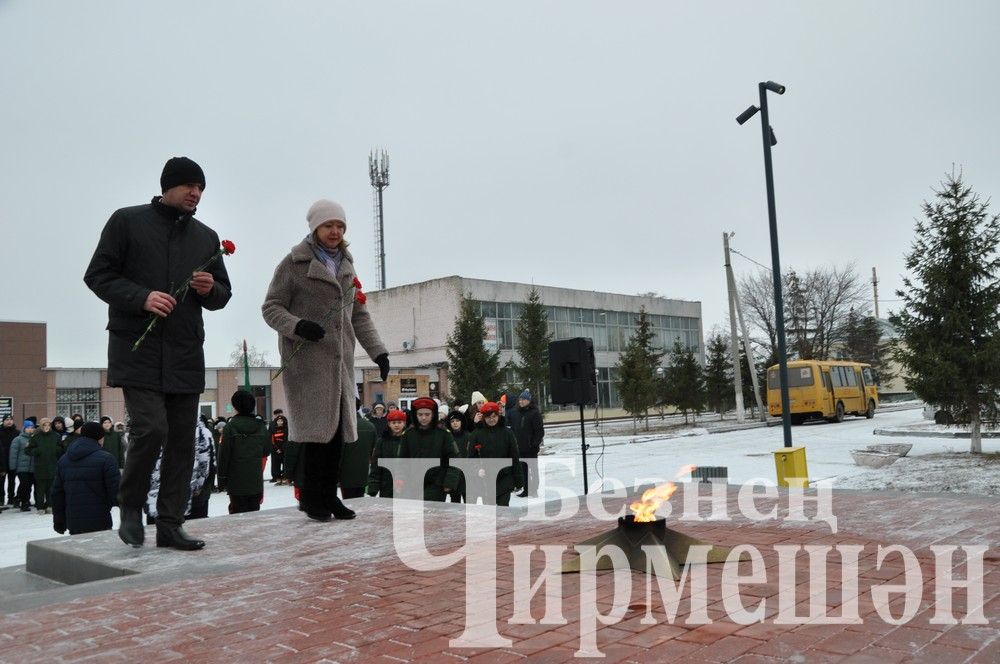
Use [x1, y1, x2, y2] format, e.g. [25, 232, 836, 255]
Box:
[773, 446, 809, 488]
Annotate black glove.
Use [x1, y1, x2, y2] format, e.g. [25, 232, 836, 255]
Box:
[294, 319, 325, 342]
[375, 353, 390, 381]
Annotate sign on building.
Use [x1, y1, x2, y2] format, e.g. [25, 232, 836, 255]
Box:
[0, 397, 12, 420]
[483, 318, 498, 351]
[399, 377, 418, 396]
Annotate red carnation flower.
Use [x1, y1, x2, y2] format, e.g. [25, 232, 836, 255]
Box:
[352, 276, 363, 290]
[355, 290, 367, 305]
[221, 239, 236, 255]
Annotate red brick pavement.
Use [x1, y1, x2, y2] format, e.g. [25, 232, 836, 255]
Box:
[0, 488, 996, 663]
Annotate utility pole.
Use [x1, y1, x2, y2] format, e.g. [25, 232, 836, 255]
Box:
[732, 276, 768, 422]
[723, 232, 746, 422]
[872, 266, 880, 319]
[369, 149, 390, 290]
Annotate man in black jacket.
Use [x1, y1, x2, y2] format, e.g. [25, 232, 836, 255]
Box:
[514, 390, 544, 497]
[84, 156, 231, 551]
[0, 415, 18, 505]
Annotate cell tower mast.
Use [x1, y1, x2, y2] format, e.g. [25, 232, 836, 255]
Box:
[369, 149, 390, 290]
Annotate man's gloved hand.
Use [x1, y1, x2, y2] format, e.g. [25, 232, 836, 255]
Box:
[294, 319, 325, 342]
[375, 353, 390, 381]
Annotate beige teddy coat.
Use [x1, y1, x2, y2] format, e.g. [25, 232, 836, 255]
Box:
[262, 239, 387, 444]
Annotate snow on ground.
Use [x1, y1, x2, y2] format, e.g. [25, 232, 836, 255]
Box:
[529, 406, 1000, 497]
[2, 406, 997, 568]
[0, 478, 301, 569]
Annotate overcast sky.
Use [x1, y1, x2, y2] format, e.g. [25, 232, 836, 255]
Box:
[2, 1, 998, 368]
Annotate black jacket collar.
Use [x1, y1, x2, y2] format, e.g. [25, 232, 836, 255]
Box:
[151, 196, 195, 221]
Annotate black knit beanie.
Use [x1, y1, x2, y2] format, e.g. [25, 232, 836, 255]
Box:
[81, 421, 105, 440]
[160, 156, 206, 192]
[231, 390, 256, 416]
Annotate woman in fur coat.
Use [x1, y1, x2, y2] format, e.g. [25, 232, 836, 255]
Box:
[262, 199, 389, 522]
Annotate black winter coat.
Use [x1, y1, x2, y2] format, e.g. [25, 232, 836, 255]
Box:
[219, 416, 270, 497]
[514, 404, 544, 458]
[51, 437, 120, 535]
[84, 197, 232, 393]
[0, 424, 18, 473]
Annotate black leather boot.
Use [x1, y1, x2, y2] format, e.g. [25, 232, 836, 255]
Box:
[119, 507, 145, 547]
[300, 487, 331, 522]
[324, 491, 356, 520]
[156, 524, 206, 550]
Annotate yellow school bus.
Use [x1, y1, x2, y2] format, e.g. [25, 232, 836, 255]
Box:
[767, 360, 879, 424]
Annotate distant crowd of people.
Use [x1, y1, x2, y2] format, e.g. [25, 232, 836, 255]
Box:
[0, 384, 545, 536]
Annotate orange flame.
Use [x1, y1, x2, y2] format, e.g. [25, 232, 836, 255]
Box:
[629, 465, 697, 522]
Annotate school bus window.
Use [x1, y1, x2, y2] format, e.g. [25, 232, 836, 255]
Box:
[767, 366, 814, 389]
[862, 367, 875, 384]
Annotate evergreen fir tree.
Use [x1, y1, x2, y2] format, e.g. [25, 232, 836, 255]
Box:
[841, 310, 896, 386]
[703, 333, 732, 417]
[665, 340, 706, 424]
[446, 294, 503, 404]
[514, 288, 552, 411]
[615, 307, 663, 432]
[890, 170, 1000, 453]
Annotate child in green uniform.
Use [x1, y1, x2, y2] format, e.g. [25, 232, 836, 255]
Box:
[218, 391, 271, 514]
[341, 408, 376, 499]
[100, 417, 125, 469]
[367, 408, 407, 497]
[466, 401, 523, 506]
[401, 397, 461, 502]
[25, 418, 62, 513]
[447, 411, 471, 503]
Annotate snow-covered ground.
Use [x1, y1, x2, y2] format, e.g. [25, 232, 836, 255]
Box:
[533, 406, 999, 496]
[2, 406, 996, 568]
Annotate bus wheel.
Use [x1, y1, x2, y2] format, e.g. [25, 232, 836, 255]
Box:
[865, 400, 875, 419]
[833, 402, 845, 423]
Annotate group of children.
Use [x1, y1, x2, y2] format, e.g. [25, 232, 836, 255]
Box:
[5, 389, 529, 536]
[366, 396, 524, 506]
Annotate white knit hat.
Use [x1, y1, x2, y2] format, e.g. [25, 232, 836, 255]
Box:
[307, 199, 347, 234]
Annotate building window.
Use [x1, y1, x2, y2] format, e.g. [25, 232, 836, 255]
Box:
[55, 388, 100, 421]
[474, 299, 700, 357]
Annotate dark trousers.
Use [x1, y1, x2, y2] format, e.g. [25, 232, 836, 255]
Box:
[229, 494, 262, 513]
[119, 387, 199, 528]
[341, 486, 364, 499]
[188, 489, 210, 520]
[16, 472, 33, 506]
[301, 430, 343, 501]
[520, 459, 539, 495]
[6, 471, 15, 503]
[34, 477, 52, 510]
[270, 452, 283, 480]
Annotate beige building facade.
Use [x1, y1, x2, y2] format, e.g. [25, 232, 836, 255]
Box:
[353, 276, 703, 410]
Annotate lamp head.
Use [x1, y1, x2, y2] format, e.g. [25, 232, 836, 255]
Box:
[736, 105, 759, 125]
[764, 81, 786, 94]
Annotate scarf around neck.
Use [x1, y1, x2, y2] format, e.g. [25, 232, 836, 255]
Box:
[306, 234, 343, 278]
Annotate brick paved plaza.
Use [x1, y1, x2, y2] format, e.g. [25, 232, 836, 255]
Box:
[0, 488, 997, 663]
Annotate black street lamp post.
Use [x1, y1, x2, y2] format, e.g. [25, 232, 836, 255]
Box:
[737, 81, 793, 448]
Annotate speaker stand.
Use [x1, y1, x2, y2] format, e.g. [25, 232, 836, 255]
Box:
[579, 402, 589, 494]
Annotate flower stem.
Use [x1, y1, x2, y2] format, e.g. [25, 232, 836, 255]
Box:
[271, 286, 356, 381]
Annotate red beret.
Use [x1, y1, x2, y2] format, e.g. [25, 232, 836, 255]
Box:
[387, 410, 407, 422]
[479, 401, 501, 415]
[412, 397, 437, 412]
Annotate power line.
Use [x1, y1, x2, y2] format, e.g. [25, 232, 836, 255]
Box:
[729, 247, 772, 272]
